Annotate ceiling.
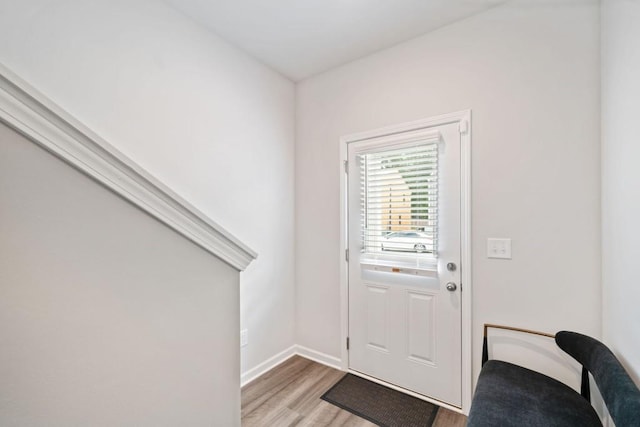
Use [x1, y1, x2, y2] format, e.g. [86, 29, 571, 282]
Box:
[164, 0, 505, 81]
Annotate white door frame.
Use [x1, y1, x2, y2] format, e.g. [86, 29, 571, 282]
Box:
[339, 110, 472, 414]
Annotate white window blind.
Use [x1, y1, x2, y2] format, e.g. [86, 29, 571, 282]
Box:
[360, 142, 438, 258]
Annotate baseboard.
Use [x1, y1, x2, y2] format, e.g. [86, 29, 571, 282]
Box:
[295, 345, 342, 370]
[241, 345, 343, 387]
[240, 345, 297, 387]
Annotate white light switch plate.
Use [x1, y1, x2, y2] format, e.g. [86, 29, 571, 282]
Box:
[240, 329, 248, 347]
[487, 238, 512, 259]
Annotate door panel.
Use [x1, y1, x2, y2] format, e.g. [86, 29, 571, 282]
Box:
[406, 291, 436, 365]
[366, 285, 389, 351]
[348, 122, 462, 407]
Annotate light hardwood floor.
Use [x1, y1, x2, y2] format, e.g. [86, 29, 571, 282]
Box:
[241, 355, 467, 427]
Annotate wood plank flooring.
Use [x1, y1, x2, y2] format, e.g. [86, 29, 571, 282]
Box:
[241, 355, 467, 427]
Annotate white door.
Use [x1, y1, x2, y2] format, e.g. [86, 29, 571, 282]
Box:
[347, 121, 462, 407]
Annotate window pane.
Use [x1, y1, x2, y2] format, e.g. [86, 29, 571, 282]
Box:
[360, 143, 438, 257]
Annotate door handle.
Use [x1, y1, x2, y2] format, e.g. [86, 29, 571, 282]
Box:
[446, 282, 457, 292]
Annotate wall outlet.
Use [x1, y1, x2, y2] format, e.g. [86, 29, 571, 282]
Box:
[240, 329, 248, 347]
[487, 238, 512, 259]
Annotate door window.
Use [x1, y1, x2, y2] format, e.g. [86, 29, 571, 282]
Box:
[359, 142, 439, 268]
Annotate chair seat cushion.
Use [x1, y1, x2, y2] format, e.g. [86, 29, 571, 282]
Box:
[467, 360, 602, 427]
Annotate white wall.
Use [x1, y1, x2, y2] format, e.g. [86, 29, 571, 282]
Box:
[296, 0, 601, 392]
[0, 0, 296, 378]
[602, 0, 640, 385]
[0, 122, 241, 425]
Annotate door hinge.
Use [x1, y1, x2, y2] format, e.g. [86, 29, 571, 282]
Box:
[458, 120, 469, 134]
[460, 283, 463, 292]
[346, 337, 350, 350]
[344, 160, 349, 174]
[345, 248, 349, 262]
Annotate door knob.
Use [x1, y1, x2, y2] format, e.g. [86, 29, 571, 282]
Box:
[446, 282, 457, 292]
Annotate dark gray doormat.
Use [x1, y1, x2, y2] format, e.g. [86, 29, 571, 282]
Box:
[320, 373, 439, 427]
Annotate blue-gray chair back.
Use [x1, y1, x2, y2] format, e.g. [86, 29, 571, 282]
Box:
[556, 331, 640, 427]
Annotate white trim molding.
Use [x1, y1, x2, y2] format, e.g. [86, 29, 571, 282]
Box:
[295, 345, 343, 371]
[241, 345, 297, 387]
[240, 345, 342, 387]
[339, 110, 473, 414]
[0, 63, 256, 271]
